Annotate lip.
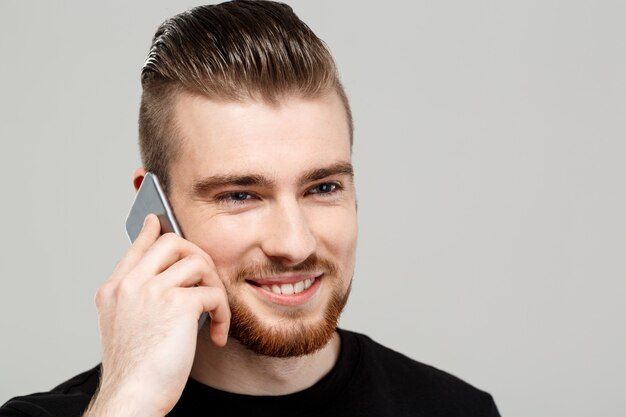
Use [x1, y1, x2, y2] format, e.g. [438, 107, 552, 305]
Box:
[247, 274, 323, 306]
[246, 273, 321, 286]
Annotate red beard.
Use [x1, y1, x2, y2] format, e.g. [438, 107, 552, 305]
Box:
[226, 254, 351, 357]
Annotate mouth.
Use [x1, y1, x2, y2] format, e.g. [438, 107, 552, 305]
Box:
[245, 273, 323, 305]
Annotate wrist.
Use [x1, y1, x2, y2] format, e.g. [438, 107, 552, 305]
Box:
[83, 380, 168, 417]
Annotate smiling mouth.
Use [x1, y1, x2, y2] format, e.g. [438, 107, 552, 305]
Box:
[245, 272, 322, 296]
[248, 277, 316, 295]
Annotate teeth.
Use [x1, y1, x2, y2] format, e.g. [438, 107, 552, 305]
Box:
[258, 278, 316, 295]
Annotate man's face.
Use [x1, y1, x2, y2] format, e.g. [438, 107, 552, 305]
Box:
[166, 91, 357, 357]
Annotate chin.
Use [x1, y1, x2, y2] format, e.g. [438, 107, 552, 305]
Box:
[227, 280, 352, 358]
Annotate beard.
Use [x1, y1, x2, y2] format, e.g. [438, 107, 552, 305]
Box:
[225, 254, 352, 358]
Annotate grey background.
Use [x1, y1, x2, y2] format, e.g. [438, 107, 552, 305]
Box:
[1, 1, 625, 416]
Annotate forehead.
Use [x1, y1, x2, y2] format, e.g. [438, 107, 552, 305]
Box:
[169, 92, 352, 185]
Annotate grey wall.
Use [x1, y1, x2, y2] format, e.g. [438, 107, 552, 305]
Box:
[1, 1, 625, 416]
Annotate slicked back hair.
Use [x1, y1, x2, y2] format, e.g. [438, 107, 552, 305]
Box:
[138, 0, 353, 194]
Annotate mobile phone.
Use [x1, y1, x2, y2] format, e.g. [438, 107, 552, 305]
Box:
[126, 172, 183, 242]
[125, 172, 208, 332]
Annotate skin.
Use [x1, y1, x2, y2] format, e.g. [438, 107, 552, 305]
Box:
[84, 91, 357, 417]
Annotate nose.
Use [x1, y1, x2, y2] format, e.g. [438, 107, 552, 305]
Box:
[260, 198, 317, 266]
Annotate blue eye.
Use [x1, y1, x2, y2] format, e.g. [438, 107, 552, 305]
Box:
[309, 182, 340, 195]
[215, 191, 254, 204]
[231, 191, 251, 200]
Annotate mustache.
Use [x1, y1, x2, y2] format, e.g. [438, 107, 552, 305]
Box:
[234, 253, 339, 281]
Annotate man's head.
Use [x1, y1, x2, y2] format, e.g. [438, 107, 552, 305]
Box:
[138, 0, 353, 194]
[135, 0, 357, 358]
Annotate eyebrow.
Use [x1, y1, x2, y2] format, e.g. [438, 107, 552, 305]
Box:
[299, 162, 354, 186]
[191, 161, 354, 197]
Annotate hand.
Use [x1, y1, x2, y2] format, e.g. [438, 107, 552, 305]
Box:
[84, 214, 231, 417]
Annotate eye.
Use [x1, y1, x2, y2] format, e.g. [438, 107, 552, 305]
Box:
[214, 191, 255, 205]
[308, 182, 341, 196]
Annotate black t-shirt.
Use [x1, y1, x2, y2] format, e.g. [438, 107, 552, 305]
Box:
[1, 329, 501, 416]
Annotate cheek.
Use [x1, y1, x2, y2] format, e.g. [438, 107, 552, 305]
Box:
[310, 206, 358, 267]
[184, 205, 358, 277]
[192, 214, 261, 267]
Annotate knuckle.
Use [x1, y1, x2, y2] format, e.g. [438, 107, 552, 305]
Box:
[163, 289, 183, 306]
[143, 278, 162, 298]
[215, 286, 228, 302]
[116, 277, 139, 298]
[200, 252, 215, 268]
[95, 283, 114, 306]
[187, 253, 208, 269]
[158, 232, 181, 247]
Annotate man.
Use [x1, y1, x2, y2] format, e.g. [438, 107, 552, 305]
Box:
[1, 1, 500, 416]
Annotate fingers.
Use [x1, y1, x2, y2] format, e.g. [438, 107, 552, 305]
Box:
[98, 213, 232, 350]
[110, 214, 162, 280]
[110, 214, 214, 286]
[174, 286, 231, 346]
[131, 213, 162, 252]
[157, 254, 224, 291]
[158, 257, 230, 346]
[133, 233, 213, 279]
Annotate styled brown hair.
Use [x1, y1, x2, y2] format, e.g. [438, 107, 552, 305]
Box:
[138, 0, 352, 193]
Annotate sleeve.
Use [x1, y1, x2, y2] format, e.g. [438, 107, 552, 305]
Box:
[0, 366, 100, 417]
[0, 399, 53, 417]
[478, 393, 502, 417]
[0, 392, 92, 417]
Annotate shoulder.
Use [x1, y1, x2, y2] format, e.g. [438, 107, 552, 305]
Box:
[342, 329, 478, 389]
[0, 365, 100, 417]
[339, 329, 500, 416]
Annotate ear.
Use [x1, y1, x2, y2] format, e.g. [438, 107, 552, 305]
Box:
[133, 167, 148, 191]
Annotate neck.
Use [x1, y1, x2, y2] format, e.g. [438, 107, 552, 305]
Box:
[190, 328, 341, 395]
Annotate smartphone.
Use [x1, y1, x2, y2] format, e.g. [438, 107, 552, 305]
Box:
[125, 172, 208, 332]
[126, 172, 182, 242]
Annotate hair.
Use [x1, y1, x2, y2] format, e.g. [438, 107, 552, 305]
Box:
[138, 0, 353, 194]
